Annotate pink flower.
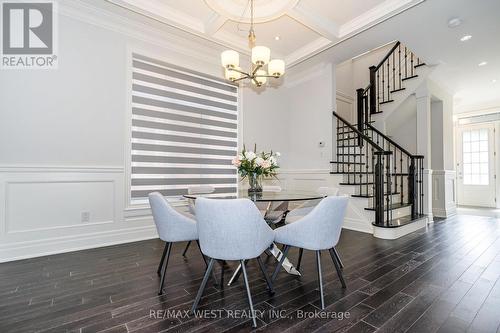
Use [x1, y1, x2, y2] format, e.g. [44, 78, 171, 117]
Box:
[231, 156, 241, 167]
[261, 160, 271, 169]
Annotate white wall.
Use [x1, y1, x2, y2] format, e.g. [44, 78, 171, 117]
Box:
[0, 0, 230, 262]
[241, 87, 290, 168]
[335, 43, 395, 117]
[242, 61, 336, 172]
[286, 63, 334, 170]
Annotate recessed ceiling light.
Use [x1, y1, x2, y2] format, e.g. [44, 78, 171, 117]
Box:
[274, 36, 281, 41]
[460, 35, 472, 42]
[478, 61, 488, 66]
[493, 79, 498, 83]
[448, 17, 462, 28]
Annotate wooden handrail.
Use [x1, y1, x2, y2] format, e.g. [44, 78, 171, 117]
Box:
[365, 123, 416, 157]
[374, 41, 401, 71]
[332, 111, 385, 152]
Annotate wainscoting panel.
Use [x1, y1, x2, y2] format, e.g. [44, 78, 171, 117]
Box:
[5, 180, 115, 233]
[0, 166, 158, 262]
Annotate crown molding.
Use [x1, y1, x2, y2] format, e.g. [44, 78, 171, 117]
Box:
[285, 37, 331, 66]
[338, 0, 425, 37]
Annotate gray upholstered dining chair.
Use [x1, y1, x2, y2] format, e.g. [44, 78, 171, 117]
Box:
[149, 192, 210, 295]
[272, 196, 348, 309]
[191, 197, 275, 328]
[182, 185, 216, 257]
[285, 187, 344, 271]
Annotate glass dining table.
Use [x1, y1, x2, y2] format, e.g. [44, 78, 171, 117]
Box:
[183, 189, 326, 285]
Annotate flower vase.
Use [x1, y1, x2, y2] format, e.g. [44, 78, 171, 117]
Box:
[248, 173, 263, 194]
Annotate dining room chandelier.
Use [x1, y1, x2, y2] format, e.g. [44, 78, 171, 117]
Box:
[220, 0, 285, 87]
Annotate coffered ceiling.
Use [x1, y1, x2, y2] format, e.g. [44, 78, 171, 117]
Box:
[107, 0, 423, 65]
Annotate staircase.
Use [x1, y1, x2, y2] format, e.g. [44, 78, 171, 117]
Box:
[331, 42, 427, 235]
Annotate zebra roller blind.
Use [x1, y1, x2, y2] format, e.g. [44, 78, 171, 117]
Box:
[130, 53, 238, 204]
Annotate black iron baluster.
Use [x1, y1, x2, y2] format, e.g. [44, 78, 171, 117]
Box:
[392, 51, 395, 95]
[411, 53, 414, 77]
[409, 157, 416, 218]
[398, 44, 402, 89]
[386, 153, 392, 225]
[420, 159, 424, 215]
[377, 71, 380, 112]
[404, 46, 408, 79]
[381, 63, 385, 102]
[387, 59, 390, 101]
[374, 152, 384, 225]
[369, 66, 376, 115]
[371, 147, 374, 204]
[400, 152, 404, 204]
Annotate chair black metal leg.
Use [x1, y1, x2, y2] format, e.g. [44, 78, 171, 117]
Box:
[316, 250, 325, 310]
[182, 241, 192, 257]
[157, 242, 169, 276]
[296, 248, 304, 271]
[196, 240, 219, 286]
[158, 242, 172, 295]
[271, 245, 290, 282]
[329, 248, 346, 288]
[191, 258, 215, 313]
[219, 260, 225, 287]
[257, 256, 274, 294]
[333, 247, 344, 269]
[241, 260, 258, 328]
[230, 259, 248, 284]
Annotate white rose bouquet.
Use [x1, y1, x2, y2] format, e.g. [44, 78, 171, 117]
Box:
[232, 144, 280, 192]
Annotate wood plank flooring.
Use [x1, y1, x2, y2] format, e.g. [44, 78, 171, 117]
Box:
[1, 214, 500, 332]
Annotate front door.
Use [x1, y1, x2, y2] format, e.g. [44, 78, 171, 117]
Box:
[457, 124, 496, 207]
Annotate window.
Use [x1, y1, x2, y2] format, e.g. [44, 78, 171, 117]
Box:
[130, 53, 238, 204]
[462, 128, 489, 185]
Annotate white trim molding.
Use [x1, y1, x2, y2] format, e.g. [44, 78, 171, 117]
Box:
[0, 165, 159, 262]
[432, 170, 457, 218]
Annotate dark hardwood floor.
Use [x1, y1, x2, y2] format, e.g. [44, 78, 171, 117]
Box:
[1, 214, 500, 333]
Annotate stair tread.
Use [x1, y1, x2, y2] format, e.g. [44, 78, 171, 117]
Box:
[390, 88, 406, 93]
[402, 74, 418, 81]
[351, 191, 401, 198]
[365, 202, 411, 211]
[330, 161, 365, 165]
[372, 214, 427, 228]
[337, 153, 364, 156]
[414, 63, 426, 68]
[379, 100, 394, 105]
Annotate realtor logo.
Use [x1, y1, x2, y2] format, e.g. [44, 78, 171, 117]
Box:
[1, 1, 58, 69]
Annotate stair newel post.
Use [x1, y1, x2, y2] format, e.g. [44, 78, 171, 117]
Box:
[409, 157, 417, 218]
[374, 152, 385, 226]
[356, 88, 365, 147]
[369, 66, 376, 114]
[386, 152, 393, 223]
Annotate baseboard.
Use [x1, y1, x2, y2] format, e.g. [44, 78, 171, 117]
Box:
[372, 216, 428, 240]
[433, 206, 457, 218]
[342, 218, 373, 234]
[0, 225, 158, 263]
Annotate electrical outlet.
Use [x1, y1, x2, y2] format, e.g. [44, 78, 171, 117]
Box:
[81, 211, 90, 223]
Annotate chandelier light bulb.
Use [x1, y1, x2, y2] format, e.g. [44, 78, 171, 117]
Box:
[268, 59, 285, 77]
[225, 67, 241, 81]
[251, 46, 270, 65]
[221, 50, 239, 68]
[252, 69, 267, 86]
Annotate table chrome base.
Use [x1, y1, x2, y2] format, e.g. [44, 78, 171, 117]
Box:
[227, 243, 301, 286]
